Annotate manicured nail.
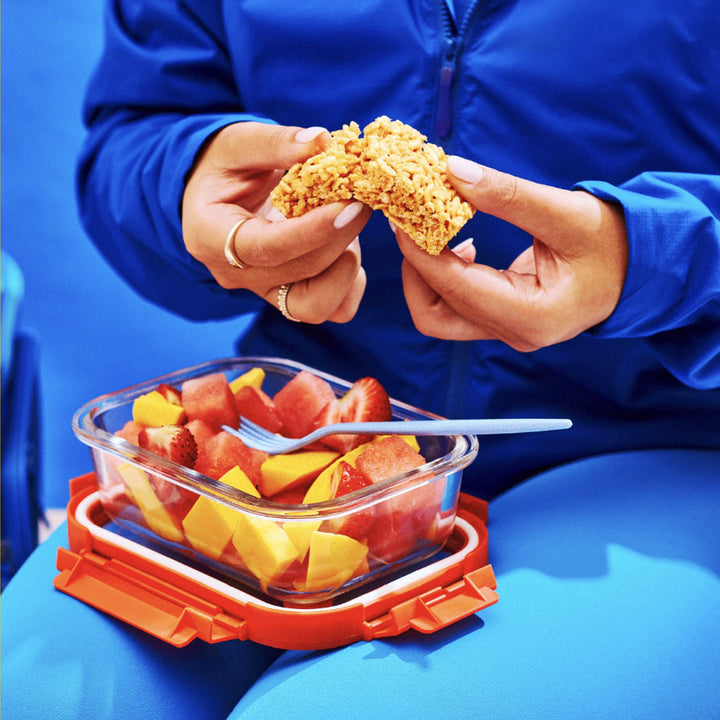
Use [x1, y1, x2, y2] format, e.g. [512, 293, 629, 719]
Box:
[295, 126, 328, 144]
[388, 221, 397, 233]
[453, 237, 475, 253]
[333, 201, 365, 229]
[447, 155, 484, 184]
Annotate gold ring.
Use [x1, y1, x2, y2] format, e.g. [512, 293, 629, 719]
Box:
[277, 283, 301, 322]
[224, 217, 252, 269]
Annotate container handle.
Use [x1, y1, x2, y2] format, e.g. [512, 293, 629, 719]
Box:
[54, 547, 246, 647]
[362, 565, 498, 639]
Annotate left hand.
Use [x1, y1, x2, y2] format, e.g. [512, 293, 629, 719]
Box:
[396, 156, 629, 350]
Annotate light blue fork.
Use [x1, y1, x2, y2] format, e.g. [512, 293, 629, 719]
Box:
[222, 416, 573, 454]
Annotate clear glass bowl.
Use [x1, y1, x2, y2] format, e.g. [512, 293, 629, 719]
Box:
[72, 357, 479, 605]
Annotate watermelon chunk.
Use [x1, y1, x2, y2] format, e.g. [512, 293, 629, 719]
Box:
[234, 385, 283, 433]
[273, 370, 336, 438]
[181, 373, 238, 431]
[354, 435, 426, 483]
[195, 430, 268, 487]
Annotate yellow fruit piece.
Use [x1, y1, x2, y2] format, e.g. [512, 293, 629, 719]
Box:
[229, 367, 266, 393]
[260, 449, 339, 497]
[302, 442, 371, 503]
[231, 514, 298, 587]
[219, 465, 261, 498]
[303, 531, 369, 593]
[132, 390, 186, 426]
[117, 463, 184, 543]
[284, 520, 322, 563]
[182, 496, 238, 559]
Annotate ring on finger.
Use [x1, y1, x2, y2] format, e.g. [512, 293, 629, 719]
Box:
[224, 217, 253, 269]
[277, 283, 301, 322]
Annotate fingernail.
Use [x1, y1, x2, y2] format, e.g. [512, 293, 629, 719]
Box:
[295, 126, 328, 144]
[388, 221, 397, 233]
[333, 201, 365, 229]
[453, 237, 474, 253]
[447, 155, 484, 184]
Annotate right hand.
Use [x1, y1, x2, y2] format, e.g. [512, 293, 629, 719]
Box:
[182, 122, 371, 323]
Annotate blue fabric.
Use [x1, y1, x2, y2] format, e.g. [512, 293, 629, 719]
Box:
[0, 524, 283, 720]
[3, 449, 718, 718]
[228, 449, 720, 719]
[76, 1, 720, 501]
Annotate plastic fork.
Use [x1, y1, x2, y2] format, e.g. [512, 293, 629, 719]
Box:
[221, 416, 572, 454]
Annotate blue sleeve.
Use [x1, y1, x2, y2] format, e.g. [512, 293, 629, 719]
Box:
[76, 0, 270, 320]
[577, 173, 720, 389]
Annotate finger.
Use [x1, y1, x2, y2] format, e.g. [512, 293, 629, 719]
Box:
[328, 266, 367, 323]
[265, 241, 365, 324]
[447, 156, 592, 251]
[218, 122, 331, 171]
[401, 259, 490, 340]
[397, 229, 559, 349]
[230, 200, 370, 272]
[451, 237, 476, 263]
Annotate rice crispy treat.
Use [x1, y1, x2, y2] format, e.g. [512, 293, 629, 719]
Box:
[270, 117, 474, 255]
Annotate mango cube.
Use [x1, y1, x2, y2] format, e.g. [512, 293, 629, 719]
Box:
[132, 390, 186, 426]
[182, 496, 238, 559]
[219, 465, 261, 498]
[231, 514, 298, 587]
[303, 531, 369, 592]
[259, 449, 339, 497]
[283, 520, 322, 563]
[229, 367, 266, 393]
[117, 463, 184, 543]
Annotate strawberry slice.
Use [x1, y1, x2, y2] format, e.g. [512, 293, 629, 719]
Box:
[156, 382, 183, 406]
[136, 425, 199, 517]
[330, 460, 373, 498]
[314, 377, 392, 453]
[138, 425, 198, 469]
[326, 461, 375, 539]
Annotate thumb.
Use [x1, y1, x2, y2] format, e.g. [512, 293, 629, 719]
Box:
[219, 122, 331, 171]
[447, 155, 584, 246]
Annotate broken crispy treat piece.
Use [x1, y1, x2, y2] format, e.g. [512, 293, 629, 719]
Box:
[270, 116, 474, 255]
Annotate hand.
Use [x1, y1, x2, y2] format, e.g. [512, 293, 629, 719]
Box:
[182, 122, 371, 323]
[396, 156, 629, 350]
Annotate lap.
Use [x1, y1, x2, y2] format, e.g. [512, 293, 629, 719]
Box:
[230, 449, 720, 720]
[0, 523, 283, 720]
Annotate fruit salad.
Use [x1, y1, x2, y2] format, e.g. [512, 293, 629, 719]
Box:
[73, 358, 478, 604]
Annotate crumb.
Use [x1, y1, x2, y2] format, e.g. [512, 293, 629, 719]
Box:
[270, 116, 474, 254]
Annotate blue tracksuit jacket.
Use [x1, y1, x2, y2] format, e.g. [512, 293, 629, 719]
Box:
[77, 0, 720, 498]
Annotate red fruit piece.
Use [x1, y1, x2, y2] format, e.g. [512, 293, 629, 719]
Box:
[115, 420, 145, 445]
[326, 461, 376, 539]
[273, 370, 336, 439]
[181, 373, 239, 432]
[354, 435, 425, 483]
[185, 418, 216, 447]
[234, 385, 283, 433]
[156, 382, 183, 406]
[137, 425, 200, 518]
[194, 430, 268, 487]
[314, 377, 392, 453]
[138, 425, 198, 469]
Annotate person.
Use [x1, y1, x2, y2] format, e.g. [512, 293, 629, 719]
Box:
[2, 2, 719, 718]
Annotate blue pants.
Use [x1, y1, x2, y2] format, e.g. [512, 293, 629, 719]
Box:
[3, 449, 719, 719]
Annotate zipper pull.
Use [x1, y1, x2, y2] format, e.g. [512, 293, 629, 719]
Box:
[436, 39, 457, 139]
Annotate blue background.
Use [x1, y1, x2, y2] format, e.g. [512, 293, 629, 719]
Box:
[2, 2, 251, 509]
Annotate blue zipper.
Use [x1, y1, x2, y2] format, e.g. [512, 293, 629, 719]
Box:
[437, 0, 481, 417]
[435, 0, 481, 140]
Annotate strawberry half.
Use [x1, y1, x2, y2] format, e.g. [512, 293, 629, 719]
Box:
[314, 377, 392, 453]
[138, 425, 198, 469]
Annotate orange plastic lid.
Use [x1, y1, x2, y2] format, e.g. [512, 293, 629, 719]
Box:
[54, 473, 498, 650]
